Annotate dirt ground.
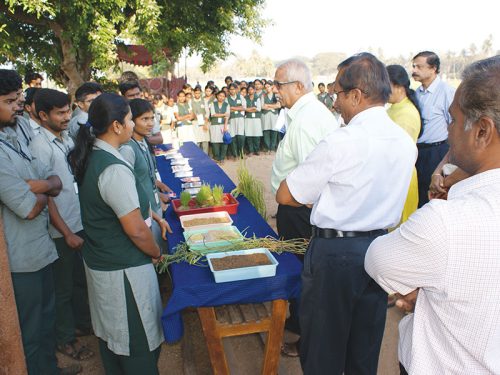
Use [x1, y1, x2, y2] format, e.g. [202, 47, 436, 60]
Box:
[58, 152, 404, 375]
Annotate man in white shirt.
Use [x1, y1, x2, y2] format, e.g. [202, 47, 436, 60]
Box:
[271, 59, 337, 348]
[366, 55, 500, 375]
[277, 53, 416, 374]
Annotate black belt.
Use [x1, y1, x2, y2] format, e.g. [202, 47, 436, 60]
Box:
[312, 226, 387, 239]
[417, 140, 447, 149]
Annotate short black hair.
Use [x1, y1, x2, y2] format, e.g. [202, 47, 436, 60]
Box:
[33, 88, 71, 117]
[75, 82, 103, 102]
[337, 52, 391, 104]
[24, 87, 40, 106]
[118, 80, 141, 96]
[413, 51, 441, 74]
[24, 72, 43, 85]
[0, 69, 23, 95]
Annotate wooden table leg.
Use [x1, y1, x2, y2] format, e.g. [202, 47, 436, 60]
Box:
[261, 299, 287, 375]
[198, 307, 230, 375]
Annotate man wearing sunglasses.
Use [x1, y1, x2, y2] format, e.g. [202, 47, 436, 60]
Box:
[270, 59, 338, 356]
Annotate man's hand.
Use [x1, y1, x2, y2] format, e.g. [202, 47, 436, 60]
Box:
[26, 179, 50, 194]
[395, 289, 419, 313]
[65, 233, 84, 250]
[428, 174, 448, 200]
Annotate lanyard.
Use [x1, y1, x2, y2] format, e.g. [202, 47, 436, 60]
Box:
[0, 139, 32, 162]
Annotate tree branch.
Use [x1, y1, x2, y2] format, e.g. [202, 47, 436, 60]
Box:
[0, 3, 48, 27]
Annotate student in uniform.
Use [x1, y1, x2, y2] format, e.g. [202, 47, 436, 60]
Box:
[204, 85, 215, 106]
[191, 86, 210, 154]
[227, 83, 246, 158]
[173, 90, 195, 143]
[207, 90, 230, 163]
[254, 79, 264, 99]
[30, 88, 94, 362]
[260, 80, 281, 152]
[119, 98, 173, 255]
[70, 93, 164, 374]
[68, 82, 103, 140]
[244, 84, 263, 155]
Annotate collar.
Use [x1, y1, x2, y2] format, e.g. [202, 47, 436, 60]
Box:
[29, 118, 41, 130]
[348, 106, 387, 126]
[94, 138, 131, 167]
[0, 125, 17, 142]
[448, 168, 500, 200]
[288, 92, 316, 121]
[417, 76, 441, 94]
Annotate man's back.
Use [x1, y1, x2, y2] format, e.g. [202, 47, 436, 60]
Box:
[367, 169, 500, 373]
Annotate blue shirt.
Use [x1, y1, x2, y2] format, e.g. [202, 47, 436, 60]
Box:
[415, 76, 455, 144]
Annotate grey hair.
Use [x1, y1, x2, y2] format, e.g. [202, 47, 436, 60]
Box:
[459, 55, 500, 132]
[276, 59, 313, 92]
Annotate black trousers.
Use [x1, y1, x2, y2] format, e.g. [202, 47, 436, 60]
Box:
[400, 363, 409, 375]
[299, 235, 387, 375]
[415, 142, 449, 207]
[276, 204, 312, 335]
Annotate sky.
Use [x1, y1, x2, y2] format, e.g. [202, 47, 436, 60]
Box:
[191, 0, 499, 64]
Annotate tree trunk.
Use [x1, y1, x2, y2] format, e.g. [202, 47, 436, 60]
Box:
[0, 218, 27, 375]
[51, 23, 85, 98]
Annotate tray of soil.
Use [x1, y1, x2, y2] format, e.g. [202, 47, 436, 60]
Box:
[206, 248, 278, 283]
[172, 193, 239, 216]
[180, 211, 233, 230]
[183, 226, 244, 253]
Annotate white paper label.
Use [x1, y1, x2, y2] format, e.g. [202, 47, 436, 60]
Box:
[145, 216, 152, 228]
[197, 114, 205, 125]
[155, 171, 161, 182]
[218, 118, 223, 124]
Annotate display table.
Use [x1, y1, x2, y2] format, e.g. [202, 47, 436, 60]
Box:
[156, 142, 302, 373]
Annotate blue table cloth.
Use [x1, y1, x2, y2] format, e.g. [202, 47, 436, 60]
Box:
[156, 142, 302, 343]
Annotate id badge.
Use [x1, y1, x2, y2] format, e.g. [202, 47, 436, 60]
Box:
[240, 111, 245, 116]
[155, 171, 161, 182]
[252, 113, 255, 118]
[197, 114, 204, 124]
[218, 118, 223, 124]
[145, 216, 152, 228]
[73, 182, 79, 194]
[155, 191, 160, 205]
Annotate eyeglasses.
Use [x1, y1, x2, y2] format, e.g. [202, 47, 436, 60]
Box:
[333, 87, 368, 101]
[273, 80, 298, 89]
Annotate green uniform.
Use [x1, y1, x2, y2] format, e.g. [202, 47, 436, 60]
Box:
[228, 94, 246, 158]
[175, 103, 196, 143]
[261, 93, 279, 151]
[209, 101, 229, 161]
[245, 95, 262, 153]
[191, 98, 209, 153]
[80, 144, 162, 374]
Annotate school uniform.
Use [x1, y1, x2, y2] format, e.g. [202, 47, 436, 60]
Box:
[208, 101, 230, 161]
[0, 124, 59, 375]
[79, 139, 163, 374]
[174, 103, 196, 143]
[120, 138, 167, 254]
[244, 95, 263, 153]
[260, 93, 279, 151]
[30, 128, 91, 349]
[227, 94, 246, 157]
[191, 98, 209, 154]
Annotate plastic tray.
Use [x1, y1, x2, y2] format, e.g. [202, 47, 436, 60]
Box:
[206, 248, 278, 283]
[172, 193, 239, 217]
[180, 211, 233, 231]
[183, 226, 244, 253]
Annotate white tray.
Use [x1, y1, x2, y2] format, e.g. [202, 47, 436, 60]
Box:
[206, 248, 278, 283]
[180, 211, 233, 230]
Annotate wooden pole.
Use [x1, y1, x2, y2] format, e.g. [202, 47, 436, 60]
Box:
[0, 217, 27, 375]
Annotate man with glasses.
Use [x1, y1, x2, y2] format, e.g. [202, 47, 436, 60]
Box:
[276, 53, 416, 374]
[68, 82, 103, 140]
[270, 58, 337, 356]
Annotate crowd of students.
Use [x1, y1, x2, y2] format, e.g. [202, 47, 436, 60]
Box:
[146, 76, 338, 163]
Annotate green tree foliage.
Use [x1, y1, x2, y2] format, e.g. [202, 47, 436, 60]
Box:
[0, 0, 265, 94]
